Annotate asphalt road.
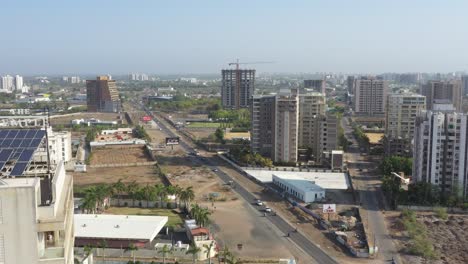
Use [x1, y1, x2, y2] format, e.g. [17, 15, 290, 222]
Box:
[142, 106, 338, 264]
[341, 117, 400, 263]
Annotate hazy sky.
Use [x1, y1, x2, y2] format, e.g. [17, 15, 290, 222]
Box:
[1, 0, 468, 75]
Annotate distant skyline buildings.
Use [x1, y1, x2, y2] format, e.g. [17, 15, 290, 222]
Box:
[420, 80, 462, 111]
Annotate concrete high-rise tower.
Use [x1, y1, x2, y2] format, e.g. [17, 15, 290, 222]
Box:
[420, 80, 462, 111]
[354, 77, 388, 116]
[15, 75, 23, 91]
[86, 76, 121, 112]
[221, 69, 255, 109]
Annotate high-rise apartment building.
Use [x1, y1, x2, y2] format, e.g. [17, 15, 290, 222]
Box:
[462, 75, 468, 96]
[347, 76, 355, 94]
[304, 79, 325, 94]
[385, 92, 426, 156]
[421, 80, 462, 111]
[1, 75, 14, 91]
[0, 128, 75, 263]
[413, 107, 468, 199]
[385, 92, 426, 138]
[298, 92, 327, 161]
[251, 95, 276, 159]
[354, 77, 388, 116]
[221, 69, 255, 109]
[86, 76, 121, 112]
[274, 89, 299, 163]
[14, 75, 23, 91]
[251, 90, 338, 164]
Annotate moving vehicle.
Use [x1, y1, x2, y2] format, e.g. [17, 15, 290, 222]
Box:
[264, 207, 272, 213]
[255, 199, 263, 206]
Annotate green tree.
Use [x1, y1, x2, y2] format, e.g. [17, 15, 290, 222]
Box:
[186, 243, 201, 264]
[113, 179, 127, 206]
[180, 186, 195, 209]
[215, 128, 225, 144]
[142, 184, 157, 207]
[154, 184, 167, 207]
[158, 244, 172, 264]
[203, 241, 215, 264]
[126, 181, 140, 207]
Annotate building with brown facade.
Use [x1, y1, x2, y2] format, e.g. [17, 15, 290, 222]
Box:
[86, 76, 121, 112]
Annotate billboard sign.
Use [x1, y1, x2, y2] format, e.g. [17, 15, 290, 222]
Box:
[322, 204, 336, 213]
[165, 137, 180, 145]
[142, 116, 152, 122]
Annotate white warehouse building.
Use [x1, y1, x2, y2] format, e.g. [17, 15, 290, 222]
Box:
[272, 174, 325, 203]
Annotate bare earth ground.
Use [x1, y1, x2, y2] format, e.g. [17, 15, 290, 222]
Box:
[73, 165, 160, 187]
[50, 112, 125, 125]
[155, 151, 312, 262]
[211, 154, 376, 264]
[387, 211, 468, 264]
[90, 146, 152, 165]
[185, 128, 215, 140]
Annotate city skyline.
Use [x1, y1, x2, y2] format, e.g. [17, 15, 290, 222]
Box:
[1, 0, 468, 74]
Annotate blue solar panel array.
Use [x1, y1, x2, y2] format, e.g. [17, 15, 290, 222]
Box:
[0, 129, 46, 176]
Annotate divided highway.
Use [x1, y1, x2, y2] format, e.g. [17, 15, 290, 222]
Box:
[144, 108, 338, 264]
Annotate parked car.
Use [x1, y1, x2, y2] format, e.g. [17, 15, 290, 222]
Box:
[264, 207, 272, 213]
[255, 200, 263, 206]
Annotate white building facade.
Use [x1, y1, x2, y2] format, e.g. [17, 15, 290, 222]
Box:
[413, 109, 468, 199]
[275, 89, 299, 163]
[0, 162, 74, 264]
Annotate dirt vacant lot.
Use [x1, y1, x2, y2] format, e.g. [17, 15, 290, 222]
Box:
[73, 165, 160, 188]
[90, 146, 152, 165]
[388, 212, 468, 264]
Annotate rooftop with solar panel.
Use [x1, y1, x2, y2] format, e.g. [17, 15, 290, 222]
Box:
[0, 129, 50, 178]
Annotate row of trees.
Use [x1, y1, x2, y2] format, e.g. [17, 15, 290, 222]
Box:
[133, 125, 151, 142]
[80, 180, 196, 213]
[208, 109, 251, 131]
[380, 156, 467, 208]
[229, 146, 273, 167]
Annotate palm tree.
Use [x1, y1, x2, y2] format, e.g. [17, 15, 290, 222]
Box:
[126, 181, 139, 207]
[203, 241, 215, 264]
[83, 244, 94, 258]
[126, 243, 138, 263]
[154, 184, 167, 208]
[172, 185, 183, 208]
[191, 204, 211, 227]
[81, 187, 98, 213]
[186, 243, 201, 264]
[226, 255, 240, 264]
[98, 240, 108, 260]
[180, 186, 195, 210]
[158, 244, 172, 264]
[94, 184, 113, 211]
[113, 179, 126, 206]
[219, 245, 232, 264]
[142, 184, 157, 208]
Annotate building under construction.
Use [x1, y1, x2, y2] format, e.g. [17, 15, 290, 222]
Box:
[221, 69, 255, 109]
[86, 76, 121, 112]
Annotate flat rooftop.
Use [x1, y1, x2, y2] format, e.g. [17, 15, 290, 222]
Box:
[74, 214, 168, 241]
[245, 169, 349, 190]
[273, 174, 324, 192]
[0, 177, 39, 188]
